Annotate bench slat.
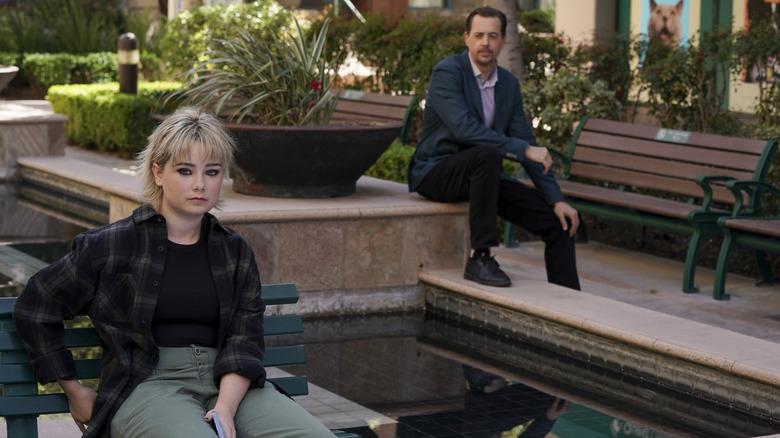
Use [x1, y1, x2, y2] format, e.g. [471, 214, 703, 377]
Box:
[333, 100, 409, 121]
[569, 162, 736, 203]
[583, 118, 771, 154]
[576, 131, 762, 171]
[572, 147, 756, 183]
[556, 181, 710, 219]
[0, 393, 69, 417]
[722, 218, 780, 237]
[268, 375, 309, 397]
[264, 314, 303, 336]
[260, 283, 299, 305]
[263, 345, 305, 367]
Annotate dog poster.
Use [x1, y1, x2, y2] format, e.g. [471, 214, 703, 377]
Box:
[641, 0, 689, 48]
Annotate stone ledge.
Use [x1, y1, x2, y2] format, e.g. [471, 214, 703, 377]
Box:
[420, 268, 780, 418]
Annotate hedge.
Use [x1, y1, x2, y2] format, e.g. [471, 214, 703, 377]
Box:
[47, 81, 182, 157]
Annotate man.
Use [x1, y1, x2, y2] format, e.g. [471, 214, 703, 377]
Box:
[408, 6, 580, 290]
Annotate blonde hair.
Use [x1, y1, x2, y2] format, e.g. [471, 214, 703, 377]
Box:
[137, 107, 236, 210]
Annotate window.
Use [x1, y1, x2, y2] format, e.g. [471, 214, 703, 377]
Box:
[409, 0, 452, 9]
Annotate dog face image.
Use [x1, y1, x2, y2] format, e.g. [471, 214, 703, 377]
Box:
[648, 0, 683, 47]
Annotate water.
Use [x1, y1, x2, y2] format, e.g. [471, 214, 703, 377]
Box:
[273, 312, 780, 438]
[4, 184, 780, 437]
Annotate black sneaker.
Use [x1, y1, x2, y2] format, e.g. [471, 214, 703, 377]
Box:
[464, 252, 511, 287]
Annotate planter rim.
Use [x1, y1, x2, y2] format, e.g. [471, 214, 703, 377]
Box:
[222, 120, 403, 131]
[152, 113, 403, 132]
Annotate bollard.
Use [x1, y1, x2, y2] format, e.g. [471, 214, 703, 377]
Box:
[118, 33, 139, 95]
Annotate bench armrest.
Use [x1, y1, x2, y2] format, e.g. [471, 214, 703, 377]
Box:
[725, 180, 780, 218]
[694, 175, 736, 211]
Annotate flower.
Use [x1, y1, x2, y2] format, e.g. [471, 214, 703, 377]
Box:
[170, 17, 337, 126]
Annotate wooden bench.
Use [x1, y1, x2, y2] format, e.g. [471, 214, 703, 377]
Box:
[331, 88, 418, 144]
[711, 180, 780, 300]
[0, 284, 359, 438]
[506, 116, 778, 298]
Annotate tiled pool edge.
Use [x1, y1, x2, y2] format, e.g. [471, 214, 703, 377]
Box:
[420, 269, 780, 421]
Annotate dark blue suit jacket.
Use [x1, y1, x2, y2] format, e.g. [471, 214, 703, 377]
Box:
[408, 50, 564, 205]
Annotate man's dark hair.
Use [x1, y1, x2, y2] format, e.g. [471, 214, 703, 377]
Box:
[466, 6, 507, 37]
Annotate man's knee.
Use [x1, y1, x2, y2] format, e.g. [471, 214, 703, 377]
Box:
[468, 146, 503, 178]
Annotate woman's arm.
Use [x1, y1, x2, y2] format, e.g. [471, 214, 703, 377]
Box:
[204, 372, 251, 438]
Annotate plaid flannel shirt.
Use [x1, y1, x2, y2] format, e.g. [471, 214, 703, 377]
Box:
[12, 204, 267, 437]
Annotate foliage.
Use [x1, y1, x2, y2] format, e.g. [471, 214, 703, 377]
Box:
[519, 32, 573, 88]
[21, 52, 118, 94]
[0, 0, 124, 54]
[157, 1, 294, 76]
[314, 11, 463, 98]
[47, 81, 182, 157]
[573, 31, 635, 111]
[635, 28, 741, 134]
[172, 18, 337, 126]
[523, 70, 622, 153]
[519, 9, 554, 33]
[733, 17, 780, 126]
[365, 142, 415, 183]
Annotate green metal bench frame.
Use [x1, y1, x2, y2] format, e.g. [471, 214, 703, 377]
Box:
[0, 283, 358, 437]
[504, 116, 778, 299]
[711, 180, 780, 300]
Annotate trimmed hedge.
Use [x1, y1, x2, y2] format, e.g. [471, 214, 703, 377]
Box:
[47, 82, 182, 157]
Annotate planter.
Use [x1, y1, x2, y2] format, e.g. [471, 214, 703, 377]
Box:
[225, 120, 403, 198]
[0, 66, 19, 93]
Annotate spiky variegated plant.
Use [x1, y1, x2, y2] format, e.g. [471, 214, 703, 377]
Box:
[173, 18, 337, 126]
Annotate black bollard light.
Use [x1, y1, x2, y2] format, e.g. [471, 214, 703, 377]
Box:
[118, 33, 139, 95]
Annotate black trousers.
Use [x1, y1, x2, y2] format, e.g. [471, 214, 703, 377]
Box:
[416, 146, 580, 290]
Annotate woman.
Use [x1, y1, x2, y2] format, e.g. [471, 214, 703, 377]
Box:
[12, 107, 334, 438]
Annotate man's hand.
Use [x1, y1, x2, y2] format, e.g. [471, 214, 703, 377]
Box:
[553, 201, 579, 237]
[525, 145, 553, 174]
[58, 379, 97, 433]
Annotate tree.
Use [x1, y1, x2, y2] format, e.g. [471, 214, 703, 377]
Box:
[491, 0, 524, 81]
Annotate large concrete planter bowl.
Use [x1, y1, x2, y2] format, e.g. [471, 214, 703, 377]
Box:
[226, 120, 402, 198]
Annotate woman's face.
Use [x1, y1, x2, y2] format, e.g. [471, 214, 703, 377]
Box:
[153, 141, 223, 221]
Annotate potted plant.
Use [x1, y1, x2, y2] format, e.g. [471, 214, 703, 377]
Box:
[168, 18, 402, 198]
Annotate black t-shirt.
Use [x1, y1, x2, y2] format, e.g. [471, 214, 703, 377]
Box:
[152, 221, 219, 347]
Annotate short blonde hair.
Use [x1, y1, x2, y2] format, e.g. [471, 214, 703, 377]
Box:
[137, 107, 236, 210]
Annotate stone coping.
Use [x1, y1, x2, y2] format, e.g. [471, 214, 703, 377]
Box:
[419, 268, 780, 389]
[16, 155, 468, 223]
[0, 101, 67, 124]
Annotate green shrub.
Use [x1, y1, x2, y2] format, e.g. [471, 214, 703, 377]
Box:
[0, 0, 124, 54]
[47, 82, 182, 157]
[22, 52, 119, 93]
[519, 9, 555, 33]
[365, 142, 415, 184]
[157, 1, 295, 76]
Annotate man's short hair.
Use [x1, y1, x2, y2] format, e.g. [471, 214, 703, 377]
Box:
[466, 6, 508, 37]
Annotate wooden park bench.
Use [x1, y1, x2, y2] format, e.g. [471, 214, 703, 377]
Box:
[711, 180, 780, 300]
[331, 88, 418, 144]
[506, 116, 778, 298]
[0, 283, 359, 438]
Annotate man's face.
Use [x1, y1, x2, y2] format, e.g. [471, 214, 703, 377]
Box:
[464, 15, 505, 70]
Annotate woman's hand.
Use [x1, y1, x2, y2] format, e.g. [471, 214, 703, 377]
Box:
[204, 372, 251, 438]
[58, 379, 97, 433]
[204, 408, 235, 438]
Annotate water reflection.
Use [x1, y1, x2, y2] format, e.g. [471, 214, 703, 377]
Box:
[277, 313, 780, 438]
[461, 365, 568, 437]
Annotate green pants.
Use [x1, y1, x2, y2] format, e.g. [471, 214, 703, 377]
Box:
[110, 346, 334, 437]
